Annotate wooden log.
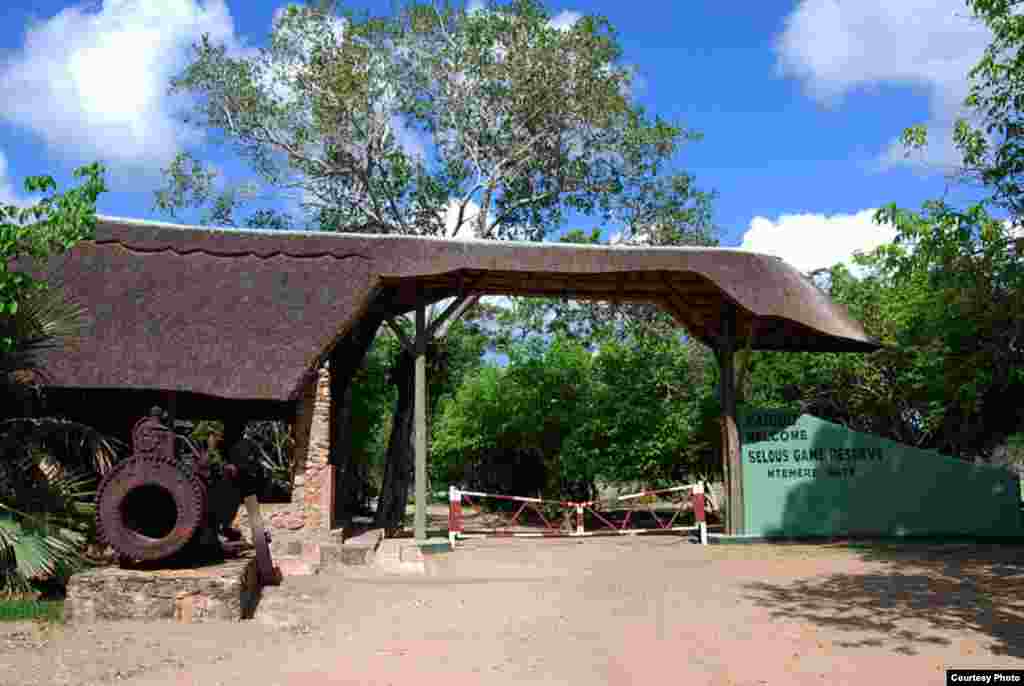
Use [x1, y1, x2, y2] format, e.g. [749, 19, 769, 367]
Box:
[245, 495, 277, 586]
[718, 302, 744, 535]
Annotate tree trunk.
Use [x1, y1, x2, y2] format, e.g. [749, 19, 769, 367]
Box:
[374, 348, 416, 533]
[330, 316, 383, 521]
[373, 296, 479, 534]
[333, 384, 365, 517]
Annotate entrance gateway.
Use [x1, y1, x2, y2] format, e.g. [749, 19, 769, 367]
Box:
[26, 215, 882, 539]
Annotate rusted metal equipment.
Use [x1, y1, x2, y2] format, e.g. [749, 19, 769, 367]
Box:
[96, 407, 273, 578]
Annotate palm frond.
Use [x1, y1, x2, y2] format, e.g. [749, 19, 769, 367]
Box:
[0, 461, 92, 594]
[0, 417, 121, 475]
[2, 517, 83, 587]
[0, 284, 87, 379]
[0, 279, 102, 593]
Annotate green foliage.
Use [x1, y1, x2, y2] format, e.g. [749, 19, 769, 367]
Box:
[0, 287, 89, 415]
[161, 1, 710, 244]
[363, 306, 490, 490]
[0, 449, 94, 597]
[0, 162, 109, 595]
[1006, 432, 1024, 466]
[860, 0, 1024, 457]
[431, 330, 717, 499]
[245, 421, 295, 501]
[0, 597, 64, 623]
[0, 414, 113, 596]
[349, 337, 397, 494]
[747, 219, 1024, 460]
[564, 333, 715, 488]
[896, 2, 1024, 217]
[0, 163, 106, 352]
[188, 420, 225, 465]
[951, 0, 1024, 218]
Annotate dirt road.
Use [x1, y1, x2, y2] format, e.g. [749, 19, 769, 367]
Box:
[4, 538, 1024, 685]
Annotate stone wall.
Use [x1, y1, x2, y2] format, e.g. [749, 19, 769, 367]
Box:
[65, 557, 259, 623]
[286, 362, 335, 533]
[304, 363, 334, 532]
[290, 371, 316, 508]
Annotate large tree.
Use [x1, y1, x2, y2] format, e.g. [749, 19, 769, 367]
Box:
[161, 0, 713, 530]
[865, 0, 1024, 460]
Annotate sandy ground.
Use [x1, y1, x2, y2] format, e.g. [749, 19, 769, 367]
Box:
[4, 539, 1024, 685]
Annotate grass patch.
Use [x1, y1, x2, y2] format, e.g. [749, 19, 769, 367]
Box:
[0, 598, 65, 623]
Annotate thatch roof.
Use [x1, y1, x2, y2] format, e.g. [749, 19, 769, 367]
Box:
[29, 216, 879, 403]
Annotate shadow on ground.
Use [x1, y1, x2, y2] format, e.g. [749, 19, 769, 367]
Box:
[743, 543, 1024, 658]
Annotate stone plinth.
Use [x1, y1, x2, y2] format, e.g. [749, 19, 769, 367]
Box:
[65, 555, 260, 624]
[303, 363, 334, 532]
[291, 362, 335, 533]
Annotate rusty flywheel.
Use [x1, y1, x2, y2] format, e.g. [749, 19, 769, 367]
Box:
[96, 454, 207, 562]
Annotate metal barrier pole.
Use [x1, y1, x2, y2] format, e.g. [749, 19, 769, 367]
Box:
[575, 504, 584, 536]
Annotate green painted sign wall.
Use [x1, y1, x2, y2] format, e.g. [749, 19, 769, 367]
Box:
[739, 407, 1023, 538]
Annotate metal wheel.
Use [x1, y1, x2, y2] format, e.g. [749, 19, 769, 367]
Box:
[97, 455, 206, 562]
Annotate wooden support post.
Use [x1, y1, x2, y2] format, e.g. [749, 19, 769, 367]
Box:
[164, 391, 178, 430]
[414, 304, 428, 541]
[223, 418, 245, 452]
[329, 316, 384, 522]
[718, 302, 743, 535]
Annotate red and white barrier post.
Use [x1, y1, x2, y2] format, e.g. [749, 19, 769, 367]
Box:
[692, 482, 708, 545]
[448, 485, 464, 545]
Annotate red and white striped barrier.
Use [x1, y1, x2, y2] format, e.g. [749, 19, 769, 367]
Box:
[448, 483, 709, 544]
[448, 486, 578, 543]
[577, 483, 709, 543]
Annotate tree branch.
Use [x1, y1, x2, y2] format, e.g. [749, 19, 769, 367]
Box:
[385, 317, 415, 353]
[427, 294, 481, 340]
[485, 190, 557, 237]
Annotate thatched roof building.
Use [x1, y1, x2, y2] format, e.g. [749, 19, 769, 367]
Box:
[31, 215, 877, 411]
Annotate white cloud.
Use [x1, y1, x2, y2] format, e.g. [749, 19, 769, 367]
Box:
[466, 3, 579, 31]
[390, 115, 430, 162]
[608, 226, 654, 246]
[443, 198, 486, 239]
[479, 295, 513, 310]
[775, 1, 992, 170]
[0, 151, 23, 208]
[739, 208, 897, 274]
[0, 0, 243, 176]
[549, 10, 582, 32]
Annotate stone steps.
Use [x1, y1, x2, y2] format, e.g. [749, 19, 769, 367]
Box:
[371, 537, 453, 576]
[267, 529, 385, 579]
[371, 538, 426, 575]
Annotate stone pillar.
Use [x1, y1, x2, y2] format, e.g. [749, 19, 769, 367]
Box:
[302, 363, 334, 532]
[290, 374, 317, 509]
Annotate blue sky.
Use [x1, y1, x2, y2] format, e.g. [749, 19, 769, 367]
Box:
[0, 0, 995, 273]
